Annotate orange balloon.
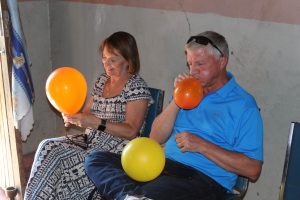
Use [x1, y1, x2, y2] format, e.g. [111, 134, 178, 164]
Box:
[45, 67, 87, 114]
[174, 77, 203, 109]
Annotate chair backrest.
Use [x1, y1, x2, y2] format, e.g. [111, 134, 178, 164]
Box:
[141, 87, 164, 137]
[225, 176, 249, 200]
[279, 122, 300, 200]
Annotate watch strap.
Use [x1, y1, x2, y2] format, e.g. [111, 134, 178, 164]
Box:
[97, 119, 107, 131]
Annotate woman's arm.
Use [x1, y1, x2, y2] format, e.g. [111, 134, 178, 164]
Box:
[82, 96, 93, 114]
[105, 99, 148, 139]
[63, 98, 149, 140]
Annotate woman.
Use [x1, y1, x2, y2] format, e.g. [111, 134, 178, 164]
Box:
[0, 187, 9, 200]
[25, 31, 152, 200]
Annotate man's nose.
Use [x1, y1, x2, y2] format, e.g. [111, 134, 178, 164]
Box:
[189, 65, 197, 75]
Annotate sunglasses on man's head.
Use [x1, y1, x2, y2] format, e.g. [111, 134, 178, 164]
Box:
[186, 36, 224, 57]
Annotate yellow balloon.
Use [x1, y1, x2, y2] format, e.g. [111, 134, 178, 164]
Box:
[121, 137, 165, 182]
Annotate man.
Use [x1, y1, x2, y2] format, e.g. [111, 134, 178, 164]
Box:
[85, 31, 263, 200]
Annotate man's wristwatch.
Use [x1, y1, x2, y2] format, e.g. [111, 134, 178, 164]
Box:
[97, 119, 107, 131]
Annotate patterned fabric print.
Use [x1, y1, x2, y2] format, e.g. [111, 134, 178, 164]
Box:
[24, 74, 151, 200]
[91, 74, 152, 122]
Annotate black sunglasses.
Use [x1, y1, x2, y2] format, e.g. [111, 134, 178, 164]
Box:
[187, 36, 224, 57]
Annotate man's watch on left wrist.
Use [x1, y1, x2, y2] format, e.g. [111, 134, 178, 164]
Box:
[97, 119, 107, 132]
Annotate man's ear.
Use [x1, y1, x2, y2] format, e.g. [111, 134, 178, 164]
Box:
[219, 56, 228, 70]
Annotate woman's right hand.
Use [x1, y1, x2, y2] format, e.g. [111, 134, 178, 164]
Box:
[62, 113, 71, 127]
[62, 113, 100, 129]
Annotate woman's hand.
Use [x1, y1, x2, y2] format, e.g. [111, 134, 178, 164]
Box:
[62, 113, 100, 128]
[0, 187, 9, 200]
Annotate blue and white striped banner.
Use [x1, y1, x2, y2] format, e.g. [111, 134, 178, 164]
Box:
[7, 0, 34, 141]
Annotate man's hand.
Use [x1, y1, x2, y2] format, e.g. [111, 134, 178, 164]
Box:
[174, 73, 192, 88]
[175, 131, 262, 182]
[175, 132, 202, 152]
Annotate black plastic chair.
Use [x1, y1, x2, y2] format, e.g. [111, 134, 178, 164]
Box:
[141, 87, 164, 137]
[278, 122, 300, 200]
[225, 176, 249, 200]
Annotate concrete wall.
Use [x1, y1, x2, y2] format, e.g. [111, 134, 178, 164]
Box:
[18, 0, 300, 199]
[18, 0, 61, 153]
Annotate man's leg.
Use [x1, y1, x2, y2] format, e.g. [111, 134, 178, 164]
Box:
[84, 151, 145, 200]
[140, 159, 227, 200]
[140, 175, 224, 200]
[85, 152, 226, 200]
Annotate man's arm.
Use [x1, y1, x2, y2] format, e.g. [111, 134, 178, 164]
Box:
[150, 100, 180, 144]
[175, 132, 262, 182]
[150, 74, 191, 144]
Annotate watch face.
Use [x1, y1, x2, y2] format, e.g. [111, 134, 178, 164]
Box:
[97, 124, 105, 131]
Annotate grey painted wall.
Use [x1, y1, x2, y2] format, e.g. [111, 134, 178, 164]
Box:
[19, 1, 300, 199]
[19, 0, 60, 152]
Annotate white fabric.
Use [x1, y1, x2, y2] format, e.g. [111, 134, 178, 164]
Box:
[124, 195, 153, 200]
[8, 0, 34, 141]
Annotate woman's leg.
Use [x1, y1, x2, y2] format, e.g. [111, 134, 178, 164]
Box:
[24, 137, 96, 200]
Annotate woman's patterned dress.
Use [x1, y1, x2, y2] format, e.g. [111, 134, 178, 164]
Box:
[24, 74, 152, 200]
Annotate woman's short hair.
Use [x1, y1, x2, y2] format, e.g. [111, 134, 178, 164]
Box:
[100, 31, 140, 74]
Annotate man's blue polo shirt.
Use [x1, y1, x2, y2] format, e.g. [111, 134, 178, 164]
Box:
[164, 72, 263, 191]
